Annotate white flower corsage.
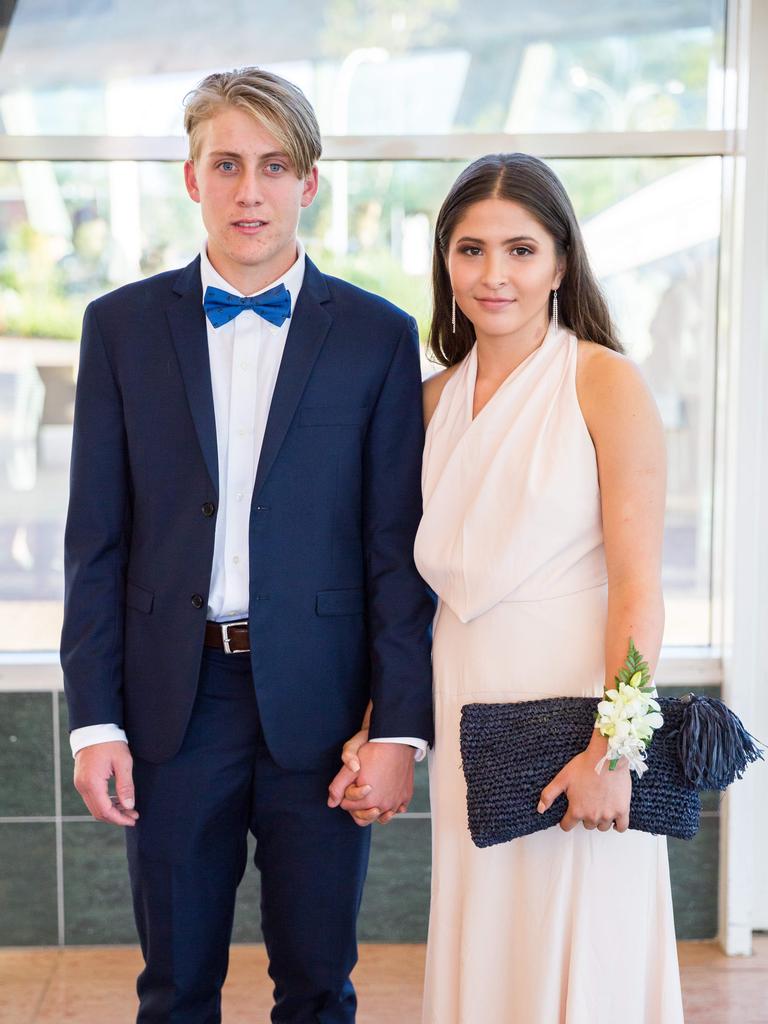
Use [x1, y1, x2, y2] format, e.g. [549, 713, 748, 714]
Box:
[594, 639, 664, 777]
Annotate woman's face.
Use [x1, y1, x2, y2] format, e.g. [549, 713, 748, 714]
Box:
[447, 197, 564, 345]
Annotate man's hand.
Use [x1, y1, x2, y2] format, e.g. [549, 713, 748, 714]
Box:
[335, 742, 414, 827]
[74, 740, 139, 827]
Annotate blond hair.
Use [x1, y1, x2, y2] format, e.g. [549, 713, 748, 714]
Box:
[183, 67, 322, 177]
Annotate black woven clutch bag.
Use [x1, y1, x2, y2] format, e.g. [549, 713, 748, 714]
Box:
[460, 694, 762, 847]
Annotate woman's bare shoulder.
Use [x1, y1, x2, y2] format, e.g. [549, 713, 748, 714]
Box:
[423, 363, 460, 428]
[576, 338, 634, 373]
[575, 340, 660, 435]
[576, 338, 649, 393]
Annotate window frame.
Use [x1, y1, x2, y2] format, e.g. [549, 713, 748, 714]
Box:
[0, 125, 733, 673]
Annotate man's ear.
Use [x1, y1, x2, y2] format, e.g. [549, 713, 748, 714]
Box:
[300, 166, 320, 209]
[184, 159, 201, 204]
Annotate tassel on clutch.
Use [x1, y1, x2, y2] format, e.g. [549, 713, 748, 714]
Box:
[460, 693, 763, 848]
[675, 694, 762, 789]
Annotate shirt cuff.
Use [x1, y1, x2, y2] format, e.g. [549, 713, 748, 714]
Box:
[70, 724, 129, 757]
[368, 736, 428, 762]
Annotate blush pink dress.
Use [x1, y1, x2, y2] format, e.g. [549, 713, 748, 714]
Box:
[414, 325, 684, 1024]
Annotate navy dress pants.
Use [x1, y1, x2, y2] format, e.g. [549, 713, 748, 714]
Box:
[125, 647, 372, 1024]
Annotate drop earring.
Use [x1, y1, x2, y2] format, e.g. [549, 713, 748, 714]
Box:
[551, 289, 559, 332]
[451, 293, 456, 334]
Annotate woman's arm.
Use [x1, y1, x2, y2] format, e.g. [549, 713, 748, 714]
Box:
[538, 342, 666, 832]
[577, 340, 667, 687]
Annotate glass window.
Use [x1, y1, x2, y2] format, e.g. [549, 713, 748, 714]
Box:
[0, 156, 717, 649]
[0, 1, 726, 137]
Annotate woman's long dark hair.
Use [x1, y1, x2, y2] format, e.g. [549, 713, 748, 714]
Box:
[427, 153, 623, 366]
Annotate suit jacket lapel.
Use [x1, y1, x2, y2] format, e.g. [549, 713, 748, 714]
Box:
[253, 257, 332, 499]
[166, 257, 219, 495]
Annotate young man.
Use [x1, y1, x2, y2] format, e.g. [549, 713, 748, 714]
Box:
[61, 68, 433, 1024]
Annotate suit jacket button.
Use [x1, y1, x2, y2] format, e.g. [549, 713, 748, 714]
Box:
[201, 502, 216, 517]
[191, 594, 204, 609]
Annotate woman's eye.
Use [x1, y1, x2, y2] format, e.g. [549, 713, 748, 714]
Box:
[512, 246, 533, 257]
[461, 246, 482, 256]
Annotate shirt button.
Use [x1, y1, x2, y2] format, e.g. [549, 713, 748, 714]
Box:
[238, 428, 246, 437]
[191, 594, 204, 609]
[240, 361, 249, 370]
[201, 502, 216, 517]
[236, 492, 243, 502]
[233, 555, 240, 565]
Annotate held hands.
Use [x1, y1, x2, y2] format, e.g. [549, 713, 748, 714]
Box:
[328, 731, 412, 827]
[74, 740, 139, 827]
[537, 730, 631, 833]
[328, 725, 377, 825]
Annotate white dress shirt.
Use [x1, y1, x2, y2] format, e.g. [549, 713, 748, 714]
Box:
[70, 241, 426, 759]
[203, 240, 304, 621]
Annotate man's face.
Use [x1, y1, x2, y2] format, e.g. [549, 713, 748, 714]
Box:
[184, 106, 318, 293]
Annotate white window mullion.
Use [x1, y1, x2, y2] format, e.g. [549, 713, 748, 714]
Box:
[718, 0, 768, 955]
[0, 129, 735, 164]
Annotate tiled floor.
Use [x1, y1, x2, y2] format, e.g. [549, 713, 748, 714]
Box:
[1, 939, 766, 1023]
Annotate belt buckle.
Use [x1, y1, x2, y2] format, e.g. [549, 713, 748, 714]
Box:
[221, 620, 249, 655]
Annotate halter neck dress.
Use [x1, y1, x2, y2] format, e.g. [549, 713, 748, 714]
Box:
[414, 325, 684, 1023]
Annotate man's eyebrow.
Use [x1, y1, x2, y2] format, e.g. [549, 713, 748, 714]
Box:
[260, 151, 292, 161]
[207, 149, 293, 162]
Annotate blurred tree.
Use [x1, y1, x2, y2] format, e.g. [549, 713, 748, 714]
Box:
[320, 0, 458, 56]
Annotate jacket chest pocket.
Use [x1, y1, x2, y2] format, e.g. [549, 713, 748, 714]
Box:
[315, 588, 365, 616]
[299, 406, 368, 427]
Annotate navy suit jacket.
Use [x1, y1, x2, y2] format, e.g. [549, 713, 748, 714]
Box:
[61, 255, 435, 771]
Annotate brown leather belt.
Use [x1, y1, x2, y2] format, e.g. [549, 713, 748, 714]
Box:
[204, 620, 250, 654]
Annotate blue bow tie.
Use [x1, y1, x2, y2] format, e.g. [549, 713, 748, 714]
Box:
[203, 283, 292, 328]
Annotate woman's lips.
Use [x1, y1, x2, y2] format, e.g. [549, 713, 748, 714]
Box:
[475, 297, 516, 310]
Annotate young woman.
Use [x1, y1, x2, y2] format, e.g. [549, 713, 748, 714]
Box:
[337, 153, 685, 1022]
[415, 153, 684, 1022]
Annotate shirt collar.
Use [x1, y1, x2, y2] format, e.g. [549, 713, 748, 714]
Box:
[199, 238, 306, 313]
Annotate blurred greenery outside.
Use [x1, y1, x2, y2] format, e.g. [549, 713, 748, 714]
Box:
[0, 20, 719, 344]
[0, 155, 703, 345]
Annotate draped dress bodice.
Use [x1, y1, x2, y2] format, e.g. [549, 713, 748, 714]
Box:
[415, 325, 607, 623]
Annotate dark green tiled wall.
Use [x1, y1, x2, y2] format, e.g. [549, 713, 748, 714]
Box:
[409, 757, 430, 814]
[0, 693, 55, 817]
[62, 824, 136, 944]
[58, 694, 86, 817]
[231, 836, 262, 943]
[669, 817, 720, 939]
[0, 823, 58, 945]
[1, 689, 726, 946]
[359, 817, 432, 941]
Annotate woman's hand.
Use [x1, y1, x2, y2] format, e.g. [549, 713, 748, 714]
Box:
[341, 726, 370, 775]
[327, 725, 370, 811]
[537, 730, 631, 832]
